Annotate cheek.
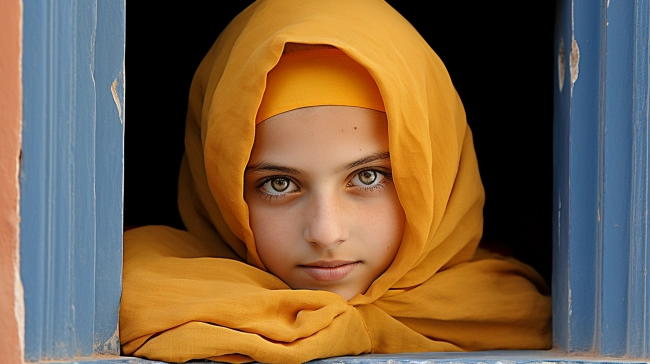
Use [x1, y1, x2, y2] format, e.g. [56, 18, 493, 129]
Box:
[354, 191, 405, 258]
[373, 200, 405, 268]
[247, 202, 301, 269]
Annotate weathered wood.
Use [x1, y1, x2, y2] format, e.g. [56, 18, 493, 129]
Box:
[554, 0, 650, 357]
[20, 0, 125, 360]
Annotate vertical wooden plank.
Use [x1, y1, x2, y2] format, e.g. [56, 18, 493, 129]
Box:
[598, 0, 650, 357]
[556, 0, 650, 358]
[93, 0, 125, 355]
[628, 1, 650, 358]
[44, 0, 75, 359]
[21, 0, 49, 359]
[554, 0, 605, 353]
[569, 0, 603, 352]
[72, 0, 98, 357]
[21, 0, 124, 360]
[600, 0, 635, 356]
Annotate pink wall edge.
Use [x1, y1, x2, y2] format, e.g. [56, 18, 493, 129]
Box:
[0, 0, 25, 363]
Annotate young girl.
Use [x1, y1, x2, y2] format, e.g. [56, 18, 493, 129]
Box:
[120, 1, 551, 362]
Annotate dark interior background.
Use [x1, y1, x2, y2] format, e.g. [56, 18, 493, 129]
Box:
[126, 2, 555, 284]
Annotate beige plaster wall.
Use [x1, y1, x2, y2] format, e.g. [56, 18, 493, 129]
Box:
[0, 0, 24, 363]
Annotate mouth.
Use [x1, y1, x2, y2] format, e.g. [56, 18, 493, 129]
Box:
[299, 261, 359, 282]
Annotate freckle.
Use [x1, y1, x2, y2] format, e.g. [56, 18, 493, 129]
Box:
[354, 127, 357, 130]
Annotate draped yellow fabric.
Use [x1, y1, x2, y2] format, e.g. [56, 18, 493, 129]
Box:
[255, 48, 385, 123]
[119, 1, 551, 362]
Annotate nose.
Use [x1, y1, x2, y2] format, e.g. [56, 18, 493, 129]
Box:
[303, 191, 349, 249]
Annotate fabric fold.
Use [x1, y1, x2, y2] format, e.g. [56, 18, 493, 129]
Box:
[120, 0, 551, 362]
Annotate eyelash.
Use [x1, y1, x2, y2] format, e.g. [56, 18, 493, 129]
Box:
[255, 168, 393, 200]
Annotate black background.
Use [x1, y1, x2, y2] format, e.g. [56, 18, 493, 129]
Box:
[126, 2, 555, 284]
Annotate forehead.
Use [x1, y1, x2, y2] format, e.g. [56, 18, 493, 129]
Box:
[249, 106, 389, 167]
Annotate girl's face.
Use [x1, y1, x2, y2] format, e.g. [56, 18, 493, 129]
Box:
[244, 106, 405, 301]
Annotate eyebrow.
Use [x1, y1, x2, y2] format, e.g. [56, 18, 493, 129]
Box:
[245, 163, 301, 175]
[340, 151, 391, 172]
[246, 152, 391, 175]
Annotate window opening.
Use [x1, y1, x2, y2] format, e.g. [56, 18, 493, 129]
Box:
[125, 2, 555, 285]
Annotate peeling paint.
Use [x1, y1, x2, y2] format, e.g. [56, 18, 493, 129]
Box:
[570, 39, 580, 85]
[558, 38, 566, 92]
[94, 322, 120, 355]
[111, 78, 123, 124]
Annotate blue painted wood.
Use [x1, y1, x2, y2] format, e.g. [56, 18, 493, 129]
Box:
[20, 0, 125, 361]
[21, 0, 51, 360]
[627, 1, 650, 359]
[93, 0, 125, 355]
[601, 1, 636, 357]
[73, 0, 99, 358]
[43, 352, 650, 364]
[554, 0, 603, 353]
[311, 351, 650, 364]
[570, 1, 605, 353]
[555, 0, 650, 358]
[20, 0, 649, 361]
[22, 1, 77, 359]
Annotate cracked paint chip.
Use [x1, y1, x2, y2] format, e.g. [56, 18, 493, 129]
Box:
[558, 38, 565, 92]
[111, 78, 123, 123]
[570, 38, 580, 85]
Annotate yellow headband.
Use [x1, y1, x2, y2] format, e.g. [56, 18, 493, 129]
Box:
[256, 48, 385, 124]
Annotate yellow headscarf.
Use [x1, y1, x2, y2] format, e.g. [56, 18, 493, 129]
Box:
[119, 1, 551, 363]
[255, 47, 385, 123]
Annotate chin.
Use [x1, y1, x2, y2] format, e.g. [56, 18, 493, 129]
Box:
[326, 286, 365, 301]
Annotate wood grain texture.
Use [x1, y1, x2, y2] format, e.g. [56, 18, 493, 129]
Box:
[554, 0, 650, 358]
[20, 0, 124, 361]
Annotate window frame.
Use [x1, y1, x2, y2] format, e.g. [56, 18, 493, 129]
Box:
[18, 0, 650, 362]
[20, 0, 124, 360]
[553, 0, 650, 357]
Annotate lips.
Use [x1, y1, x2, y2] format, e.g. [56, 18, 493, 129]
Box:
[299, 261, 359, 282]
